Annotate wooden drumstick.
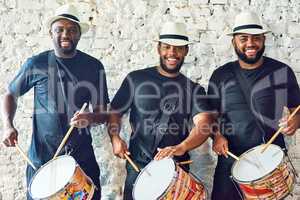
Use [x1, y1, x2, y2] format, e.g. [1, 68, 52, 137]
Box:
[261, 105, 300, 153]
[15, 142, 36, 170]
[178, 160, 193, 165]
[124, 154, 140, 172]
[227, 151, 239, 161]
[53, 103, 88, 159]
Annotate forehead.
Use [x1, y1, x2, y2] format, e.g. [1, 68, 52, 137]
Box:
[159, 42, 187, 48]
[234, 33, 264, 38]
[51, 18, 80, 28]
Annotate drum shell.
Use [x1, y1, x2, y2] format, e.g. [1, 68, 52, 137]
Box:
[28, 155, 95, 200]
[132, 158, 206, 200]
[231, 144, 295, 199]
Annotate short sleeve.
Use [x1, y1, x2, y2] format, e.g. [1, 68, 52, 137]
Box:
[8, 58, 36, 97]
[94, 66, 110, 107]
[191, 84, 211, 117]
[207, 71, 221, 113]
[110, 74, 135, 114]
[287, 67, 300, 108]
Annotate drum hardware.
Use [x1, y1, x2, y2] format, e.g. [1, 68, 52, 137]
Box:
[250, 181, 264, 200]
[230, 175, 244, 200]
[283, 149, 298, 178]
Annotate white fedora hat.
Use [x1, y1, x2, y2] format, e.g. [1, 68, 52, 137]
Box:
[227, 11, 270, 36]
[46, 4, 89, 34]
[156, 21, 192, 46]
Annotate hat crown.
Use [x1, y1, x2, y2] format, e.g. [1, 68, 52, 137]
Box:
[55, 4, 79, 20]
[160, 22, 187, 37]
[227, 10, 269, 35]
[234, 11, 262, 28]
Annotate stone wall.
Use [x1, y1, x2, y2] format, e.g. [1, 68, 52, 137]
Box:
[1, 0, 300, 199]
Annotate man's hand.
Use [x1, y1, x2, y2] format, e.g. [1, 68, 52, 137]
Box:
[70, 111, 93, 128]
[2, 127, 18, 147]
[111, 135, 129, 159]
[279, 114, 300, 136]
[212, 134, 228, 157]
[154, 143, 187, 160]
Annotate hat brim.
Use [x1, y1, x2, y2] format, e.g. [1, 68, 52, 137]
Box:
[227, 29, 270, 36]
[46, 16, 89, 34]
[155, 39, 193, 46]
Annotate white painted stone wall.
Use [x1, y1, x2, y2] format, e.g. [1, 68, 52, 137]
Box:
[1, 0, 300, 199]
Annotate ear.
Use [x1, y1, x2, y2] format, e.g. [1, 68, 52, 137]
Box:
[49, 29, 53, 38]
[157, 43, 161, 54]
[184, 46, 189, 56]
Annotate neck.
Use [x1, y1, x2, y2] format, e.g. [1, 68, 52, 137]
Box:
[54, 49, 77, 58]
[157, 65, 180, 78]
[238, 57, 264, 69]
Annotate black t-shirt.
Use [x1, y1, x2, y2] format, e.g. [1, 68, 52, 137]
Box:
[111, 67, 210, 162]
[208, 57, 300, 155]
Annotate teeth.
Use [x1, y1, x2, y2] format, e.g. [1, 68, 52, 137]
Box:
[167, 58, 176, 61]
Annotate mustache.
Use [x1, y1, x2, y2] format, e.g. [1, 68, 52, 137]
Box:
[234, 44, 265, 64]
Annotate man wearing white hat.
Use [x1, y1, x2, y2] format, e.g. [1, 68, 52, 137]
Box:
[1, 4, 109, 200]
[209, 11, 300, 199]
[108, 21, 213, 200]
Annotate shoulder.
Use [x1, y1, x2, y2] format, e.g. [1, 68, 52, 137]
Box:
[126, 66, 156, 79]
[264, 56, 291, 70]
[210, 61, 236, 82]
[21, 50, 50, 70]
[262, 56, 297, 77]
[77, 50, 105, 70]
[30, 50, 50, 63]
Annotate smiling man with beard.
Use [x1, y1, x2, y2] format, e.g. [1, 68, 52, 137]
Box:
[208, 11, 300, 199]
[108, 22, 213, 200]
[1, 4, 109, 200]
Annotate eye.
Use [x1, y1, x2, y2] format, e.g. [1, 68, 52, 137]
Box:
[161, 45, 171, 50]
[239, 37, 247, 43]
[68, 27, 78, 34]
[54, 27, 64, 34]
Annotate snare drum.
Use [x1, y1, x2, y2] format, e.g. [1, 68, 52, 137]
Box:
[29, 155, 95, 200]
[133, 158, 206, 200]
[231, 144, 296, 200]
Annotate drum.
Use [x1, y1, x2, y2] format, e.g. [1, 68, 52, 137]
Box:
[29, 155, 95, 200]
[133, 158, 206, 200]
[231, 144, 296, 200]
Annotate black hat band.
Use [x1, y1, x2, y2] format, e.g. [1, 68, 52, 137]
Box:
[233, 24, 263, 32]
[159, 34, 189, 41]
[58, 14, 80, 22]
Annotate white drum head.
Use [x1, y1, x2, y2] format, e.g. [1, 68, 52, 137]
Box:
[29, 155, 76, 199]
[232, 144, 284, 182]
[133, 158, 175, 200]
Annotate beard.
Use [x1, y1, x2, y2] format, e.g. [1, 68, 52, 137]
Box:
[59, 41, 77, 55]
[53, 38, 79, 56]
[159, 58, 184, 74]
[234, 44, 265, 64]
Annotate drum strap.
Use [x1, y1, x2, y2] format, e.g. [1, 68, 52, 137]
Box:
[232, 62, 267, 144]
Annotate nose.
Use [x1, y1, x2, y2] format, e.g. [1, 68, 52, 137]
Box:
[167, 46, 178, 55]
[246, 37, 255, 46]
[61, 29, 70, 38]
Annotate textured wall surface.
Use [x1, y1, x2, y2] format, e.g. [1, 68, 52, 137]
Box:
[1, 0, 300, 199]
